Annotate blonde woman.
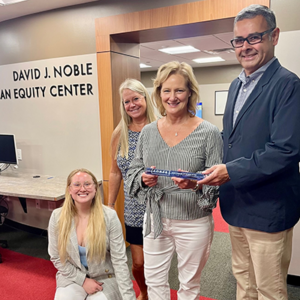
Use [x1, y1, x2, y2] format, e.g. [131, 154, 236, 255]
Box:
[48, 168, 136, 300]
[108, 79, 156, 300]
[126, 62, 223, 300]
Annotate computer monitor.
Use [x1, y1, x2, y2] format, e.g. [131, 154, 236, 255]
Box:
[0, 134, 18, 165]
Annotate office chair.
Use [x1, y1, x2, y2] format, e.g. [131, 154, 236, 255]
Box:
[0, 197, 8, 263]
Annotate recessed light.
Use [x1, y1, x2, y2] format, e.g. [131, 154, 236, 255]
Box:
[140, 63, 152, 68]
[193, 57, 225, 63]
[0, 0, 27, 5]
[159, 46, 200, 55]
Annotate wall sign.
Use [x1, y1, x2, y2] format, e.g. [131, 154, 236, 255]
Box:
[0, 54, 96, 101]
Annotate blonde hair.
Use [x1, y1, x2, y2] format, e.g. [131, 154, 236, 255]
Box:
[152, 61, 200, 116]
[114, 78, 156, 158]
[58, 168, 106, 264]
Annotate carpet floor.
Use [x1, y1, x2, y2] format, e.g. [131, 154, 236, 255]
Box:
[1, 202, 299, 300]
[0, 248, 217, 300]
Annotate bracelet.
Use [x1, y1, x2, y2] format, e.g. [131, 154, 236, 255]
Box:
[108, 203, 115, 206]
[192, 182, 199, 192]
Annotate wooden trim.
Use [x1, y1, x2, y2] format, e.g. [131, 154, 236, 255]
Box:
[96, 0, 269, 51]
[96, 52, 114, 180]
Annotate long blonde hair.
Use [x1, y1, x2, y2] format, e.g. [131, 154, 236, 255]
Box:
[114, 78, 156, 158]
[152, 61, 200, 116]
[58, 168, 106, 264]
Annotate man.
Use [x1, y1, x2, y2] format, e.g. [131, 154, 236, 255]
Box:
[199, 4, 300, 300]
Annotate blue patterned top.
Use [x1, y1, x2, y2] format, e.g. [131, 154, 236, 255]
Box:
[117, 130, 146, 227]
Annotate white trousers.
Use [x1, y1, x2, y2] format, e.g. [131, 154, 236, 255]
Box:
[55, 283, 108, 300]
[143, 214, 214, 300]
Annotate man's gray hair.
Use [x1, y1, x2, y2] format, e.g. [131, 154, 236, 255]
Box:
[234, 4, 276, 30]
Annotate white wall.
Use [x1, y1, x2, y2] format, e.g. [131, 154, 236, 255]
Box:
[199, 83, 230, 130]
[276, 30, 300, 276]
[276, 30, 300, 77]
[0, 54, 102, 179]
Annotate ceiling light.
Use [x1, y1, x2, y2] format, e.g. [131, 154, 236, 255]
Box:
[140, 63, 152, 68]
[159, 46, 200, 55]
[0, 0, 27, 5]
[193, 57, 225, 63]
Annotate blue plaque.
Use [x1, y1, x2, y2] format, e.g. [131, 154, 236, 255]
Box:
[145, 168, 206, 181]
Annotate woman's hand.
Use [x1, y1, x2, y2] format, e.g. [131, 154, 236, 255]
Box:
[83, 278, 104, 295]
[172, 169, 202, 190]
[141, 166, 158, 187]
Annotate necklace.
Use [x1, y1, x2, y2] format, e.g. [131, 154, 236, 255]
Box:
[174, 118, 188, 136]
[163, 115, 190, 137]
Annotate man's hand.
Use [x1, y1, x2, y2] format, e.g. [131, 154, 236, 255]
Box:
[198, 164, 230, 186]
[83, 278, 103, 295]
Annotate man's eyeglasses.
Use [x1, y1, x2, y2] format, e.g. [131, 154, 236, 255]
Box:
[70, 182, 95, 191]
[231, 28, 275, 48]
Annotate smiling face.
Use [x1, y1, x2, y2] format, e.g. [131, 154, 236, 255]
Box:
[160, 73, 191, 116]
[69, 172, 96, 207]
[122, 88, 147, 120]
[234, 15, 279, 76]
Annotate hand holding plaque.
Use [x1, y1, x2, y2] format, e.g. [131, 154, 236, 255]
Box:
[145, 168, 206, 181]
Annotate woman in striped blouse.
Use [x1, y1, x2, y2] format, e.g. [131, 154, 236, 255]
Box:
[126, 61, 223, 300]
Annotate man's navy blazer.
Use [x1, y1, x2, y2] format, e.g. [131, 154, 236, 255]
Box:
[220, 58, 300, 233]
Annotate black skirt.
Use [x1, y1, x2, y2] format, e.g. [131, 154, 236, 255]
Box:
[125, 224, 143, 245]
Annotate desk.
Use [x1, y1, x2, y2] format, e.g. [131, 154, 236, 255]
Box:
[0, 172, 102, 229]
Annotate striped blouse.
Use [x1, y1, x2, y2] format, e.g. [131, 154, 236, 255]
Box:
[125, 120, 223, 239]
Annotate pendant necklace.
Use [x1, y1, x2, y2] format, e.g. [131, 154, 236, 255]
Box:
[166, 115, 189, 137]
[174, 119, 188, 136]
